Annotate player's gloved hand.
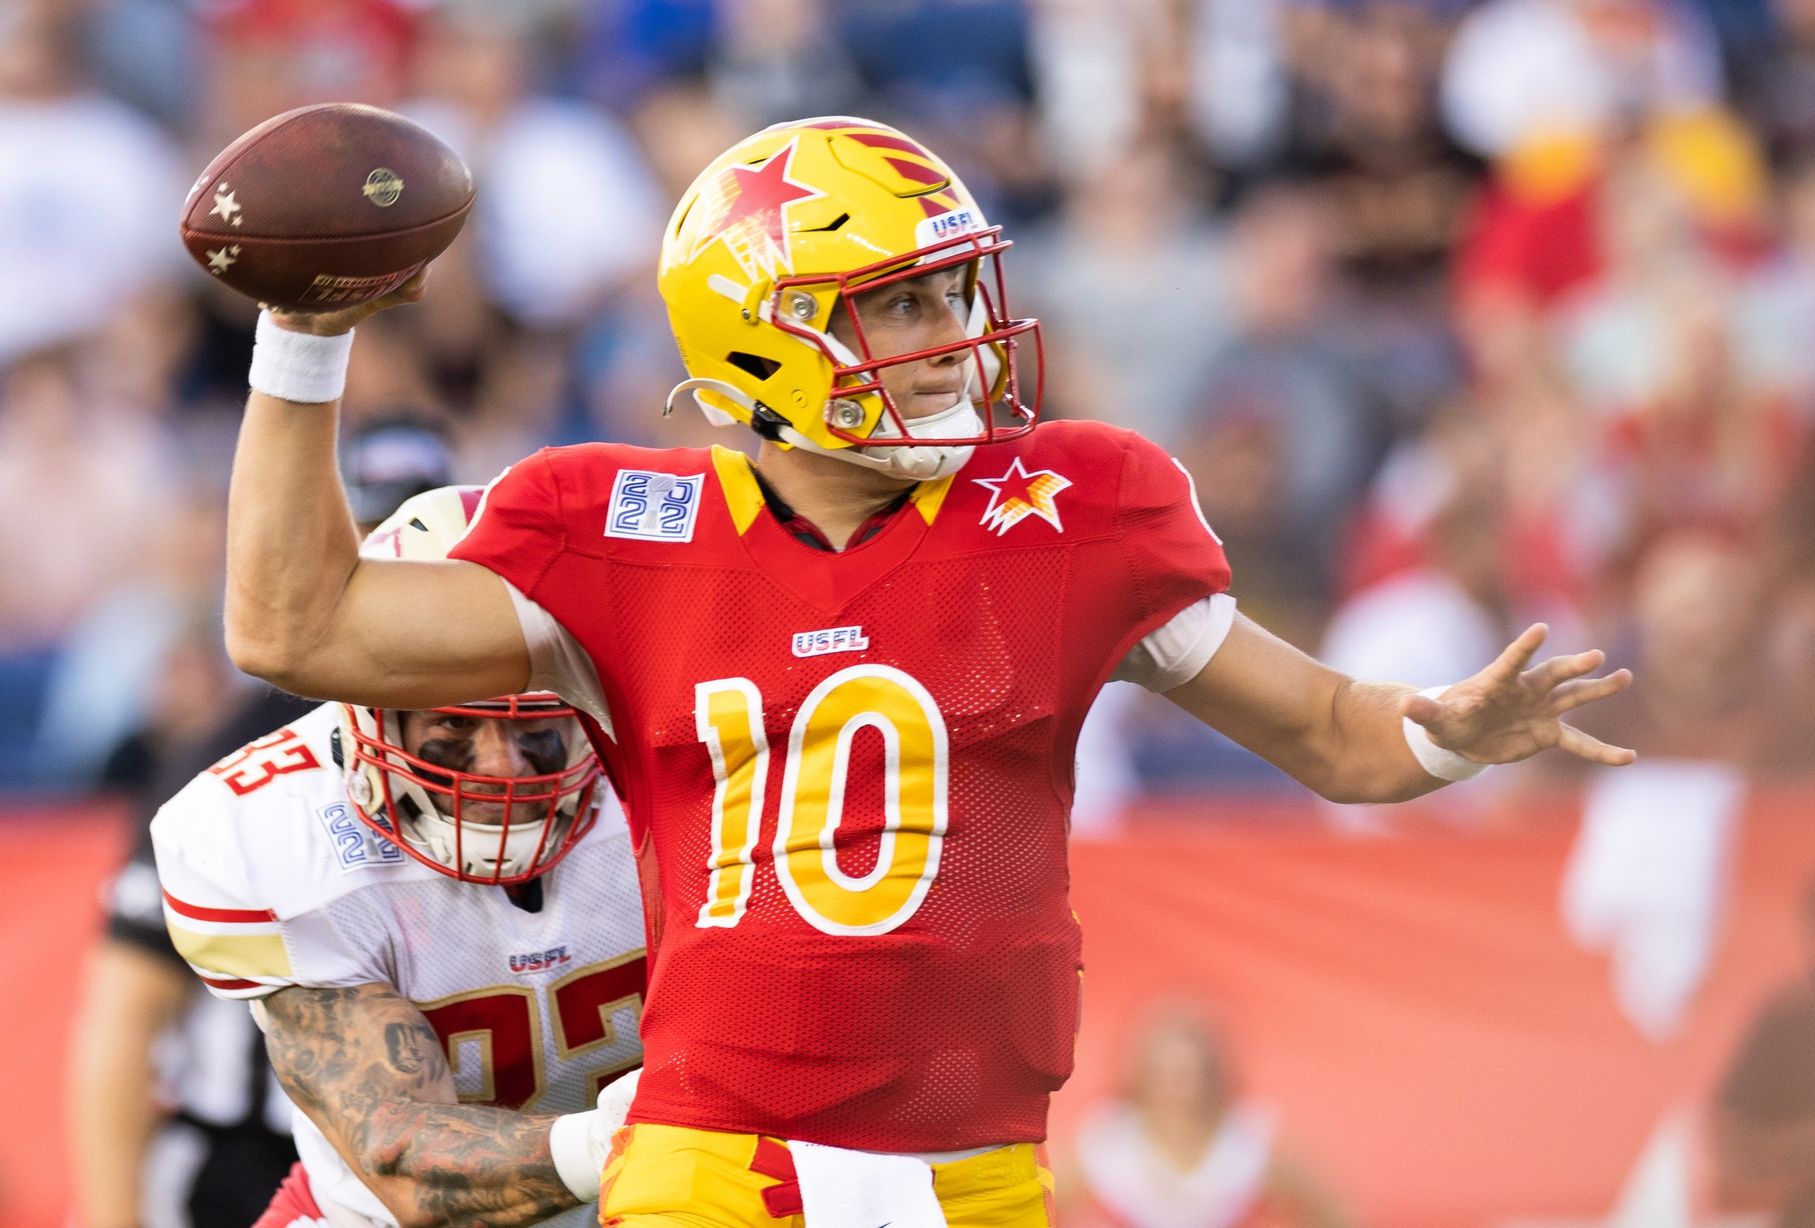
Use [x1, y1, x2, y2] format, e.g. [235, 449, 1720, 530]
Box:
[548, 1067, 641, 1202]
[265, 265, 431, 337]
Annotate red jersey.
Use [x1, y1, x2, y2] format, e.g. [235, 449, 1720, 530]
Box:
[451, 420, 1230, 1150]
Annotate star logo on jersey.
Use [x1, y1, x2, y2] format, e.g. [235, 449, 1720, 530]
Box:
[696, 138, 824, 279]
[974, 457, 1071, 536]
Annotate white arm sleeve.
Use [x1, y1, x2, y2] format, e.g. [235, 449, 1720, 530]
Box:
[1111, 593, 1238, 692]
[501, 579, 615, 738]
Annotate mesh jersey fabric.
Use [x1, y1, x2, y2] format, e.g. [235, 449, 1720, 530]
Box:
[150, 703, 646, 1227]
[452, 420, 1231, 1150]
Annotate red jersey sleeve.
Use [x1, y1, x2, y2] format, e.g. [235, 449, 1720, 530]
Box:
[1116, 431, 1233, 625]
[449, 450, 570, 604]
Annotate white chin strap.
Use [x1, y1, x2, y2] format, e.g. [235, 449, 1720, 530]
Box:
[664, 379, 979, 481]
[812, 395, 979, 481]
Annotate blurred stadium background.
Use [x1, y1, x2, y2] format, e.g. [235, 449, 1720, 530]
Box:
[3, 0, 1815, 1224]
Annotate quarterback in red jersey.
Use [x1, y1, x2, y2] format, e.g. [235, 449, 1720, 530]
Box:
[223, 117, 1634, 1226]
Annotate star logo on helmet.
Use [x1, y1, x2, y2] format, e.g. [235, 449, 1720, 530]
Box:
[974, 457, 1071, 536]
[700, 138, 824, 280]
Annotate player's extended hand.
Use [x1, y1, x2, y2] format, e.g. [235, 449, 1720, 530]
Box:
[264, 265, 431, 336]
[1401, 624, 1637, 768]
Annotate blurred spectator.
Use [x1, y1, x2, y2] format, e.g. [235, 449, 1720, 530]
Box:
[1178, 0, 1293, 172]
[406, 4, 666, 329]
[705, 0, 863, 128]
[1071, 683, 1144, 837]
[0, 5, 187, 365]
[1014, 143, 1229, 433]
[1727, 0, 1815, 169]
[0, 348, 172, 655]
[1590, 530, 1765, 764]
[1286, 5, 1483, 312]
[1559, 129, 1757, 417]
[1060, 1006, 1353, 1228]
[82, 0, 203, 131]
[1178, 183, 1385, 632]
[623, 74, 750, 203]
[1736, 157, 1815, 411]
[31, 491, 222, 786]
[198, 0, 417, 149]
[1440, 0, 1723, 159]
[1283, 4, 1479, 439]
[833, 0, 1049, 223]
[1031, 0, 1288, 184]
[1457, 108, 1767, 359]
[1592, 302, 1799, 562]
[1561, 532, 1757, 1036]
[1758, 576, 1815, 775]
[1709, 880, 1815, 1224]
[1027, 0, 1154, 181]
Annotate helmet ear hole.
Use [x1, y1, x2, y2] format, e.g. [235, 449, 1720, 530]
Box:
[727, 352, 782, 381]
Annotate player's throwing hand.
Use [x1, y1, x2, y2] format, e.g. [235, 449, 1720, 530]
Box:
[264, 265, 431, 337]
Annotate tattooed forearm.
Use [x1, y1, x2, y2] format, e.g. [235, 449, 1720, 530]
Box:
[384, 1019, 449, 1082]
[263, 984, 580, 1228]
[372, 1103, 577, 1223]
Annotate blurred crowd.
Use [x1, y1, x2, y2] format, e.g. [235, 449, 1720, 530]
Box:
[1, 0, 1810, 800]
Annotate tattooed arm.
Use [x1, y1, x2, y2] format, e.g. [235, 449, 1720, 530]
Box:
[261, 982, 579, 1228]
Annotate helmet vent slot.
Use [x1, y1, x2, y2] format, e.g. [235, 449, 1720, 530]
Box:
[727, 351, 782, 381]
[803, 213, 850, 233]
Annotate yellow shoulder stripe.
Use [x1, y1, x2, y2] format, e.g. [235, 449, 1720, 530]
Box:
[167, 926, 293, 979]
[713, 445, 953, 531]
[711, 446, 765, 536]
[911, 475, 954, 524]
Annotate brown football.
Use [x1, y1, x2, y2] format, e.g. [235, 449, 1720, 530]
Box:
[180, 103, 474, 311]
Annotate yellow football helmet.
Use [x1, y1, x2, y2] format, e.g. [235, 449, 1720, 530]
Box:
[657, 116, 1043, 480]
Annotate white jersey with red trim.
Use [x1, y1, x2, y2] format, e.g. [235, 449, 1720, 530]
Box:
[150, 703, 645, 1227]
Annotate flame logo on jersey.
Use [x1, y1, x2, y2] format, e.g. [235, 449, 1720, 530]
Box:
[974, 457, 1072, 536]
[693, 138, 825, 280]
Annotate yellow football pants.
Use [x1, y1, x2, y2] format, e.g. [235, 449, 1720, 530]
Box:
[598, 1123, 1054, 1228]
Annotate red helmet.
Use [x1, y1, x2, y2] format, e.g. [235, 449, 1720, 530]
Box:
[341, 486, 603, 884]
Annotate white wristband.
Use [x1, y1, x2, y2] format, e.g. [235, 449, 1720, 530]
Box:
[548, 1066, 640, 1202]
[548, 1109, 603, 1201]
[1402, 686, 1487, 782]
[248, 310, 353, 404]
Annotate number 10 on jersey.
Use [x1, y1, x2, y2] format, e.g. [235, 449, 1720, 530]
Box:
[694, 664, 949, 937]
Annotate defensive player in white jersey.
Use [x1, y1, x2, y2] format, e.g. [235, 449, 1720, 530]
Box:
[151, 488, 646, 1228]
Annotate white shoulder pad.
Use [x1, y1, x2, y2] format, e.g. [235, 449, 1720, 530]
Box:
[150, 704, 418, 999]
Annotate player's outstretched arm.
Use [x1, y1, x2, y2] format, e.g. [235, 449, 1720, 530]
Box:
[1165, 615, 1635, 804]
[225, 277, 530, 709]
[262, 982, 588, 1228]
